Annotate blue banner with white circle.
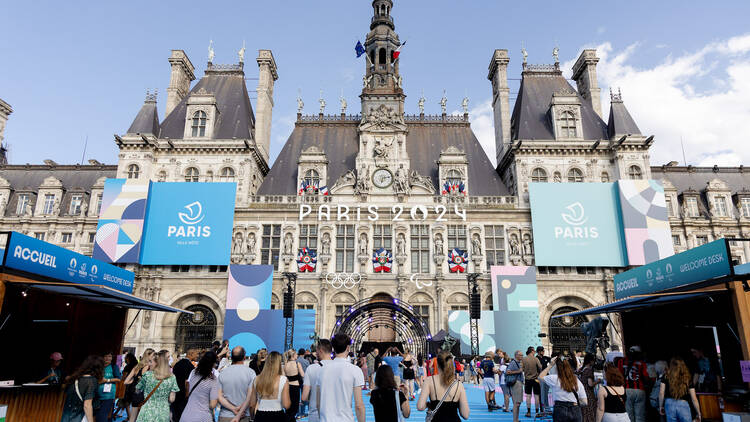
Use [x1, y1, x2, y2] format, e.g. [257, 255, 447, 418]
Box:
[139, 182, 237, 265]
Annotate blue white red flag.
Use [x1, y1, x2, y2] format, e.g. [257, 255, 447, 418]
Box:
[297, 247, 317, 272]
[392, 41, 406, 60]
[319, 185, 329, 196]
[442, 180, 467, 196]
[448, 248, 468, 273]
[372, 247, 393, 273]
[298, 180, 319, 195]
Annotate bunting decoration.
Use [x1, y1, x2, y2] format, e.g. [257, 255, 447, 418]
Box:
[372, 247, 393, 273]
[442, 180, 466, 196]
[447, 248, 468, 273]
[298, 180, 328, 195]
[297, 247, 317, 272]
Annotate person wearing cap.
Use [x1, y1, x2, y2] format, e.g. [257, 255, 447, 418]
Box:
[37, 352, 64, 384]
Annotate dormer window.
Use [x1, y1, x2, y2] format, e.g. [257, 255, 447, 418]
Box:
[304, 169, 320, 187]
[185, 167, 200, 182]
[43, 194, 55, 215]
[446, 169, 464, 186]
[191, 111, 207, 137]
[714, 196, 727, 217]
[69, 194, 83, 215]
[741, 198, 750, 217]
[628, 165, 642, 180]
[16, 194, 30, 215]
[567, 168, 584, 183]
[531, 168, 548, 182]
[686, 197, 699, 217]
[127, 164, 140, 179]
[558, 111, 577, 138]
[220, 167, 235, 182]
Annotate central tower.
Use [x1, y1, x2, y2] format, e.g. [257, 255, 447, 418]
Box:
[360, 0, 405, 115]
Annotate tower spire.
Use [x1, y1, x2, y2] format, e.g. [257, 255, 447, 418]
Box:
[361, 0, 405, 116]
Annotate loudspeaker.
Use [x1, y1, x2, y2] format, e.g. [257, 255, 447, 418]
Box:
[469, 292, 481, 319]
[283, 291, 294, 318]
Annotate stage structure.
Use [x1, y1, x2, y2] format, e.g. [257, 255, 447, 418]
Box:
[331, 298, 432, 358]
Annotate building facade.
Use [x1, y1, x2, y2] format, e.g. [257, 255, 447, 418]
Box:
[2, 0, 750, 355]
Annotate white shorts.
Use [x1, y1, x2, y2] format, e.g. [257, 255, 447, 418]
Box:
[483, 377, 496, 392]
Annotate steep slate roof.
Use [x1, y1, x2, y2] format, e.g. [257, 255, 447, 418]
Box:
[651, 166, 750, 195]
[510, 70, 608, 141]
[258, 121, 509, 196]
[0, 165, 116, 191]
[607, 100, 641, 138]
[126, 99, 160, 135]
[159, 70, 255, 140]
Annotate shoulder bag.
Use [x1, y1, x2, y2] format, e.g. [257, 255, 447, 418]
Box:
[74, 379, 90, 422]
[425, 378, 459, 422]
[394, 389, 405, 422]
[134, 377, 164, 408]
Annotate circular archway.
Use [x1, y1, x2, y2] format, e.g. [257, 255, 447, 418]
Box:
[331, 297, 432, 358]
[175, 304, 217, 353]
[548, 306, 588, 354]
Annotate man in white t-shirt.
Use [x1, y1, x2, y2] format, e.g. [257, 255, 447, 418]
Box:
[318, 334, 365, 422]
[301, 339, 333, 422]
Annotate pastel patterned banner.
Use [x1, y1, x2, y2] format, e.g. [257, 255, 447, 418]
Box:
[224, 265, 317, 353]
[92, 179, 150, 263]
[617, 180, 674, 265]
[449, 266, 540, 354]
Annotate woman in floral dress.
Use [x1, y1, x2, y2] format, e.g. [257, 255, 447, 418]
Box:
[134, 350, 179, 422]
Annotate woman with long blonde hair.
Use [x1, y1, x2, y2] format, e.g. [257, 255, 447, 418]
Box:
[283, 349, 304, 422]
[417, 350, 470, 421]
[133, 350, 180, 422]
[658, 358, 700, 422]
[123, 348, 155, 421]
[250, 351, 291, 422]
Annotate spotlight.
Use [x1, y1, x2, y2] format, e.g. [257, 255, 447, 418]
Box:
[21, 290, 28, 297]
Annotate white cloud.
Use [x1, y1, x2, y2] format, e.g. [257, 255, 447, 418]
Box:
[587, 34, 750, 166]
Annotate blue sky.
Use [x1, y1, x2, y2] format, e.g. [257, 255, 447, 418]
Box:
[2, 1, 749, 167]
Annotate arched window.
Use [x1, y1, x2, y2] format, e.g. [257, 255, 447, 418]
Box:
[369, 50, 375, 67]
[220, 167, 235, 182]
[531, 168, 548, 183]
[304, 169, 320, 187]
[549, 307, 588, 354]
[628, 165, 642, 180]
[567, 168, 584, 183]
[558, 111, 577, 138]
[157, 170, 167, 182]
[191, 111, 207, 137]
[127, 164, 140, 179]
[601, 171, 610, 183]
[184, 167, 200, 182]
[446, 169, 463, 185]
[175, 304, 217, 353]
[378, 48, 386, 66]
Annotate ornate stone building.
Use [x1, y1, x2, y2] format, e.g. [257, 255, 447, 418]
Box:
[2, 1, 750, 355]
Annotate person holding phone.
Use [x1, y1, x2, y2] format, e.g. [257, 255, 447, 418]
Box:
[540, 356, 588, 422]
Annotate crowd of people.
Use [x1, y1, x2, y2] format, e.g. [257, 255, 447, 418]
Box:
[53, 339, 719, 422]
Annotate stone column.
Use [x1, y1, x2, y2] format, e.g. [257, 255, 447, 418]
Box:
[319, 283, 328, 336]
[435, 285, 444, 334]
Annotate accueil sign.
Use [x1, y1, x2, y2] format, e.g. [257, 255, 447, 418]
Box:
[299, 204, 467, 222]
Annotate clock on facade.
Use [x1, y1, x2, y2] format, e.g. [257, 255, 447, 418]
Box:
[372, 168, 394, 188]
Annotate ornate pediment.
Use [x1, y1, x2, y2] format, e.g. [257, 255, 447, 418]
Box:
[330, 169, 357, 194]
[359, 104, 405, 130]
[409, 170, 435, 194]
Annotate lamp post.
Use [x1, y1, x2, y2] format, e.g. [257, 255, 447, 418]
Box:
[467, 272, 480, 356]
[282, 272, 298, 351]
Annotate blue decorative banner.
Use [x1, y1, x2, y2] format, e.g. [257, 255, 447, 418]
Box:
[3, 232, 135, 293]
[613, 239, 731, 300]
[139, 182, 237, 265]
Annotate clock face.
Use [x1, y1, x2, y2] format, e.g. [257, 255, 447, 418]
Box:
[372, 168, 394, 188]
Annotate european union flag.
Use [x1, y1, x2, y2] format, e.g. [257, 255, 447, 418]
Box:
[355, 41, 366, 58]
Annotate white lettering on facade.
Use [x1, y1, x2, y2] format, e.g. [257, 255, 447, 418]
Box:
[298, 205, 468, 222]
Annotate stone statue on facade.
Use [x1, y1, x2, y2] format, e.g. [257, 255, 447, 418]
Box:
[80, 199, 88, 217]
[553, 172, 561, 183]
[373, 137, 392, 159]
[321, 232, 331, 255]
[238, 41, 246, 63]
[396, 75, 403, 89]
[396, 233, 406, 256]
[434, 233, 444, 256]
[244, 232, 256, 254]
[355, 167, 370, 195]
[409, 170, 436, 194]
[0, 196, 7, 216]
[509, 234, 520, 256]
[52, 197, 60, 215]
[418, 95, 425, 114]
[283, 232, 294, 255]
[339, 94, 347, 114]
[552, 46, 559, 63]
[522, 47, 528, 64]
[359, 233, 368, 256]
[522, 233, 533, 256]
[471, 234, 482, 256]
[23, 203, 33, 217]
[318, 93, 326, 114]
[297, 95, 304, 113]
[232, 232, 243, 255]
[461, 97, 469, 114]
[208, 40, 215, 62]
[394, 165, 409, 194]
[439, 90, 447, 114]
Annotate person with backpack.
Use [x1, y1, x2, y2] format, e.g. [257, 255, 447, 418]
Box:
[506, 350, 526, 422]
[60, 355, 104, 422]
[479, 352, 500, 411]
[617, 346, 651, 422]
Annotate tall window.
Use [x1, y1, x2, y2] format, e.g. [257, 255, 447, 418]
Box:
[558, 111, 577, 138]
[16, 194, 30, 215]
[35, 232, 45, 241]
[88, 232, 96, 243]
[741, 198, 750, 218]
[410, 224, 430, 273]
[191, 111, 207, 137]
[94, 194, 103, 215]
[686, 197, 699, 217]
[69, 194, 82, 215]
[714, 196, 727, 217]
[185, 167, 200, 182]
[335, 305, 351, 320]
[695, 235, 708, 246]
[61, 233, 72, 243]
[261, 224, 281, 270]
[43, 194, 55, 215]
[220, 167, 235, 182]
[665, 197, 674, 217]
[672, 235, 681, 246]
[531, 168, 547, 183]
[372, 225, 392, 252]
[336, 225, 355, 272]
[304, 169, 320, 187]
[484, 225, 505, 266]
[446, 169, 463, 185]
[127, 164, 140, 179]
[567, 168, 584, 183]
[298, 224, 318, 250]
[628, 165, 642, 180]
[157, 171, 167, 182]
[413, 305, 430, 330]
[447, 225, 467, 251]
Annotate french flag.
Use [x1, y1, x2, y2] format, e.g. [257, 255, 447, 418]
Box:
[392, 41, 406, 60]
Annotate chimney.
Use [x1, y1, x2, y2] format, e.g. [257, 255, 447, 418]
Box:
[488, 49, 511, 165]
[0, 98, 12, 165]
[255, 49, 278, 165]
[166, 50, 195, 117]
[571, 49, 602, 119]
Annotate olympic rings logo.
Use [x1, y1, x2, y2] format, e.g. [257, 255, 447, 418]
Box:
[410, 273, 433, 290]
[325, 272, 362, 289]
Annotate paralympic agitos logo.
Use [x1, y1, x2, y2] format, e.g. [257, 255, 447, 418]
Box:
[167, 201, 211, 237]
[554, 202, 599, 239]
